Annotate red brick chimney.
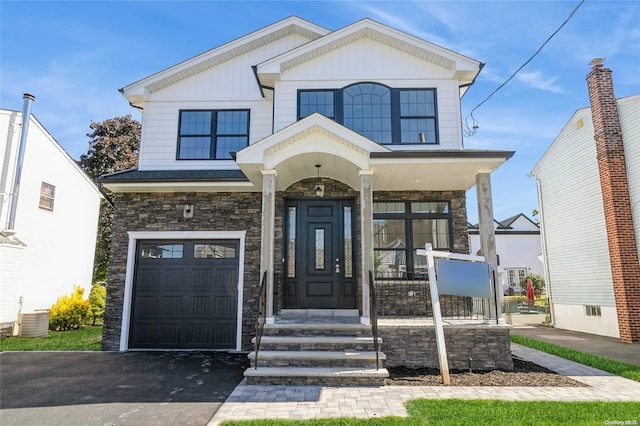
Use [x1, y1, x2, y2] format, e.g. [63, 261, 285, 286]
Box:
[586, 60, 640, 343]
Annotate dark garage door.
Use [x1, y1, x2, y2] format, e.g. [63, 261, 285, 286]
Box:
[129, 240, 239, 349]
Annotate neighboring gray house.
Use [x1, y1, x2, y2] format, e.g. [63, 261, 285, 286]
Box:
[100, 17, 515, 384]
[531, 63, 640, 343]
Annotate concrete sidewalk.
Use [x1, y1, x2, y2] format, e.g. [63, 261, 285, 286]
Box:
[208, 343, 640, 425]
[510, 323, 640, 367]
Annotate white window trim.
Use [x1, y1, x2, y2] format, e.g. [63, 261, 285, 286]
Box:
[120, 230, 247, 351]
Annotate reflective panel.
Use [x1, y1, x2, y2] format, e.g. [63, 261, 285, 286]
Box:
[194, 243, 236, 259]
[411, 202, 449, 214]
[343, 83, 392, 143]
[373, 202, 405, 214]
[140, 243, 183, 259]
[374, 250, 407, 278]
[344, 206, 352, 278]
[373, 219, 405, 248]
[299, 91, 335, 119]
[412, 218, 450, 249]
[315, 229, 325, 270]
[287, 207, 296, 277]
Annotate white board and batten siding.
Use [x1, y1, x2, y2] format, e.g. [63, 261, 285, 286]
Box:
[137, 34, 313, 171]
[0, 110, 101, 319]
[273, 38, 464, 149]
[618, 94, 640, 259]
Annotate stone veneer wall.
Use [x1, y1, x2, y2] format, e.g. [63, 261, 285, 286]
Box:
[102, 186, 470, 351]
[379, 325, 513, 371]
[102, 191, 262, 351]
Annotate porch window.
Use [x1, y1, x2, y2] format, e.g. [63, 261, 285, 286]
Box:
[297, 84, 438, 144]
[177, 110, 249, 160]
[373, 201, 451, 278]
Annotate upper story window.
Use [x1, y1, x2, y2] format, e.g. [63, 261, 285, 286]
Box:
[298, 83, 438, 144]
[39, 182, 55, 211]
[177, 110, 249, 160]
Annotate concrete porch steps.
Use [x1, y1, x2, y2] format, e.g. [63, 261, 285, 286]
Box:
[245, 316, 389, 386]
[243, 367, 389, 386]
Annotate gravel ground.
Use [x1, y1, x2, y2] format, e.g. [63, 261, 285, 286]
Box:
[385, 356, 588, 387]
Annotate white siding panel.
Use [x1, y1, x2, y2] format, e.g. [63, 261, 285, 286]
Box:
[619, 95, 640, 258]
[138, 100, 272, 170]
[537, 111, 616, 307]
[0, 245, 24, 324]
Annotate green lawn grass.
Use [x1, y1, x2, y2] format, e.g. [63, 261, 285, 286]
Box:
[0, 326, 102, 351]
[221, 400, 640, 425]
[511, 334, 640, 382]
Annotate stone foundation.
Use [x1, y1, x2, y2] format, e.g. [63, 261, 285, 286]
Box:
[379, 323, 513, 371]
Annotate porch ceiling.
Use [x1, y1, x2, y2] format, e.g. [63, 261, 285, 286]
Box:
[370, 150, 515, 191]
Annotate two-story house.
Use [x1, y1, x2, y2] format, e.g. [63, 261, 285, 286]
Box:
[100, 17, 514, 384]
[1, 94, 102, 335]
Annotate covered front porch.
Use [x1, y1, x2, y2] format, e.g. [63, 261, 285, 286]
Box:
[236, 113, 514, 325]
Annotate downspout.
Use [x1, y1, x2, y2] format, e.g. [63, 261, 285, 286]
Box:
[534, 177, 555, 326]
[5, 93, 35, 233]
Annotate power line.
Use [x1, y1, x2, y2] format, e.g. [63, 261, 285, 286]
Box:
[463, 0, 585, 137]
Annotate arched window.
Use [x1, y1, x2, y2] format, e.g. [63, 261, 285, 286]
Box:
[343, 83, 392, 144]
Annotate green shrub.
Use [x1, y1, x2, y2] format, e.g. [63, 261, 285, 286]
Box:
[522, 272, 545, 295]
[49, 286, 91, 331]
[88, 283, 106, 326]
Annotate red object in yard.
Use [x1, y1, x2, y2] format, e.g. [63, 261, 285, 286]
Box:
[526, 278, 535, 309]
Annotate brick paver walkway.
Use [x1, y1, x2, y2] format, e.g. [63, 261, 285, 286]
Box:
[208, 343, 640, 425]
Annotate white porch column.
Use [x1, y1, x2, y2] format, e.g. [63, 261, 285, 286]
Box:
[359, 170, 374, 325]
[260, 169, 277, 323]
[475, 171, 501, 322]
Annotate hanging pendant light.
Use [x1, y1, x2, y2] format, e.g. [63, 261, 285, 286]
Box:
[314, 164, 324, 197]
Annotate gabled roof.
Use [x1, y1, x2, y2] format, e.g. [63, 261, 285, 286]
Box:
[469, 213, 539, 234]
[256, 18, 483, 94]
[120, 16, 329, 105]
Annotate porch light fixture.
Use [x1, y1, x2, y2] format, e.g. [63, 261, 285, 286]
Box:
[314, 164, 324, 197]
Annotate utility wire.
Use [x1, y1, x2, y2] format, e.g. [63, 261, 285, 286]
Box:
[463, 0, 585, 137]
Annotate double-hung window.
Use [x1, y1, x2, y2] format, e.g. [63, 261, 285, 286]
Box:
[39, 182, 55, 211]
[177, 110, 249, 160]
[373, 201, 451, 278]
[298, 83, 438, 144]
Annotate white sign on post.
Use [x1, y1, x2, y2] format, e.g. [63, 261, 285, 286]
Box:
[416, 244, 491, 385]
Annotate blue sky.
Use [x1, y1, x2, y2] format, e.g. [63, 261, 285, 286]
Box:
[2, 1, 639, 223]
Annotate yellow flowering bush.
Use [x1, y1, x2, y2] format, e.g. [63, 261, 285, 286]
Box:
[49, 286, 91, 330]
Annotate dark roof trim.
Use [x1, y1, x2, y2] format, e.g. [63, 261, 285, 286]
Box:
[251, 65, 274, 98]
[98, 168, 249, 183]
[370, 149, 514, 160]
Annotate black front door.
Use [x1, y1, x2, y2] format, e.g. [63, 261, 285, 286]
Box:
[283, 199, 356, 309]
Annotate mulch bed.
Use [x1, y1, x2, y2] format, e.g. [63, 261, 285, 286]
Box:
[385, 356, 588, 387]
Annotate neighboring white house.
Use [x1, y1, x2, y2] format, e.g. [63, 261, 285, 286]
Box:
[469, 213, 543, 295]
[531, 63, 640, 342]
[0, 96, 102, 332]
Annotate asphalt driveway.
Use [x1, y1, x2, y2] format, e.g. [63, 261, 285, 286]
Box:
[0, 351, 248, 426]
